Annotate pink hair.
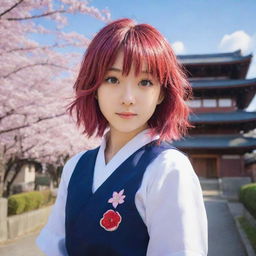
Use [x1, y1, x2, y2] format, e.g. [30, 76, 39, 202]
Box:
[66, 18, 192, 143]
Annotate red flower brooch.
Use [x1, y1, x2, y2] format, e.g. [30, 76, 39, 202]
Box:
[100, 189, 126, 232]
[100, 209, 122, 231]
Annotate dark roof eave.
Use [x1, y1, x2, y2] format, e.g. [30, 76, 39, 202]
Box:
[176, 145, 256, 150]
[177, 50, 253, 65]
[189, 111, 256, 124]
[172, 135, 256, 151]
[178, 49, 241, 59]
[179, 55, 252, 66]
[191, 118, 256, 124]
[190, 78, 256, 90]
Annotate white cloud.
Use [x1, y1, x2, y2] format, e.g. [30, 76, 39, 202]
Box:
[218, 30, 254, 54]
[218, 31, 256, 111]
[247, 95, 256, 111]
[247, 33, 256, 78]
[218, 31, 256, 78]
[247, 60, 256, 78]
[172, 41, 186, 54]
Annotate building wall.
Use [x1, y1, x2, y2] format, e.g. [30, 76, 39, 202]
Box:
[190, 154, 247, 178]
[15, 168, 25, 183]
[190, 154, 219, 178]
[245, 163, 256, 182]
[188, 97, 236, 113]
[14, 164, 35, 184]
[219, 155, 244, 177]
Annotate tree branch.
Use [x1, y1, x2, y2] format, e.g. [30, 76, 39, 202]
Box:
[21, 140, 48, 155]
[1, 43, 74, 55]
[0, 102, 45, 122]
[0, 0, 25, 17]
[2, 63, 69, 79]
[0, 108, 15, 122]
[0, 113, 65, 134]
[4, 141, 17, 155]
[6, 10, 66, 21]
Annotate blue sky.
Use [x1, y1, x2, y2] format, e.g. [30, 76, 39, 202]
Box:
[34, 0, 256, 109]
[68, 0, 256, 54]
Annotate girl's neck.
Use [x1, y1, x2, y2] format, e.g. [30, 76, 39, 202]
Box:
[104, 125, 148, 164]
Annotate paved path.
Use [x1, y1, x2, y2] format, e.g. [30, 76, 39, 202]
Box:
[0, 192, 247, 256]
[204, 191, 247, 256]
[0, 229, 45, 256]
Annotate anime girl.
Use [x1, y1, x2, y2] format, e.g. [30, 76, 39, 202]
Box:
[36, 18, 208, 256]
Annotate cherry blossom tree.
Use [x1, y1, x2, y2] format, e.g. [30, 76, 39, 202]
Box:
[0, 0, 109, 196]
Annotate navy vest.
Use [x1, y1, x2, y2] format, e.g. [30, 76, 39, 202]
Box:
[65, 140, 176, 256]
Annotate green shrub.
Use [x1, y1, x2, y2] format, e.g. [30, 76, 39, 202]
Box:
[8, 190, 54, 216]
[23, 192, 43, 211]
[8, 194, 26, 215]
[239, 183, 256, 219]
[238, 216, 256, 253]
[41, 190, 53, 206]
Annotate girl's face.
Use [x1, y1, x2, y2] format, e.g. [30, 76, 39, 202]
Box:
[96, 50, 164, 136]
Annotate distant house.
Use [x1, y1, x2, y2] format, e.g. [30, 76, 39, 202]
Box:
[35, 175, 53, 191]
[12, 163, 36, 194]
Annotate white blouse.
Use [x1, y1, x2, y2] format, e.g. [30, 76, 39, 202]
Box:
[36, 129, 208, 256]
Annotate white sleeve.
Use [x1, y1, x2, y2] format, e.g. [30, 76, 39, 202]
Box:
[145, 150, 208, 256]
[36, 151, 86, 256]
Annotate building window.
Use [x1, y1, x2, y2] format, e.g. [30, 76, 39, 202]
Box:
[219, 98, 232, 107]
[187, 99, 201, 108]
[202, 99, 217, 107]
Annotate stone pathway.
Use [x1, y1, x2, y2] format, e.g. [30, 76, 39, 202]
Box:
[204, 191, 247, 256]
[0, 229, 45, 256]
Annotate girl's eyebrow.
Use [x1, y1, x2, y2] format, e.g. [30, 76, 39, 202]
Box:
[107, 67, 150, 74]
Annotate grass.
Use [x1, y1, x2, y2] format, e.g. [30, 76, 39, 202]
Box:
[237, 216, 256, 253]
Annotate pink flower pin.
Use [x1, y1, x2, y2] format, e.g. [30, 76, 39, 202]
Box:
[108, 189, 126, 208]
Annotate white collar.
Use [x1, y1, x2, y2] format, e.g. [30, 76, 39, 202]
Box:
[92, 128, 159, 193]
[99, 128, 159, 166]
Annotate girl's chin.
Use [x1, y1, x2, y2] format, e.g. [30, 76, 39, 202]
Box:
[108, 125, 149, 135]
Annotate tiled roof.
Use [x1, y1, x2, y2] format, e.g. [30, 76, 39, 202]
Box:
[190, 78, 256, 89]
[190, 111, 256, 123]
[172, 134, 256, 149]
[177, 50, 252, 65]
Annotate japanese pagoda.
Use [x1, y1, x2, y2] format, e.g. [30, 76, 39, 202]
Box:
[174, 50, 256, 179]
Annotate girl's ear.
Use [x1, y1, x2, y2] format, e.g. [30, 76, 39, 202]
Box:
[95, 92, 98, 100]
[157, 90, 164, 105]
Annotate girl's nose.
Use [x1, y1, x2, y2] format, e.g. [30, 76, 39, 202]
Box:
[121, 85, 136, 105]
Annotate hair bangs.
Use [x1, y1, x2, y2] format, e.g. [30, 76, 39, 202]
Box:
[120, 27, 169, 86]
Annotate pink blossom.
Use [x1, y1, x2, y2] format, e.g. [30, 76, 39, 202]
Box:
[108, 189, 126, 208]
[0, 0, 111, 195]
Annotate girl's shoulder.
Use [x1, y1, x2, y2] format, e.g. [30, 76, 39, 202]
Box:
[150, 140, 190, 167]
[153, 147, 192, 171]
[143, 147, 199, 190]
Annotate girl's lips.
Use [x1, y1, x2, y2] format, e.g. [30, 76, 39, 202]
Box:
[116, 113, 137, 119]
[116, 112, 137, 116]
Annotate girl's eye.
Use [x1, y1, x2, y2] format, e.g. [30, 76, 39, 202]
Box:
[139, 79, 153, 87]
[104, 77, 153, 87]
[105, 76, 119, 84]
